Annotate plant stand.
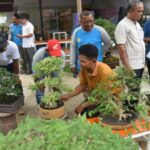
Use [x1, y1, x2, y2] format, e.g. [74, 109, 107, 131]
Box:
[0, 112, 17, 134]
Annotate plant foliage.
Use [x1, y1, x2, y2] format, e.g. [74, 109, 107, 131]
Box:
[30, 57, 71, 108]
[0, 68, 22, 96]
[88, 67, 150, 120]
[0, 116, 138, 150]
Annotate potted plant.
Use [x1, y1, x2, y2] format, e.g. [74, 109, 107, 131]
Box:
[87, 67, 149, 129]
[0, 68, 24, 134]
[30, 57, 71, 119]
[0, 116, 138, 150]
[103, 51, 119, 69]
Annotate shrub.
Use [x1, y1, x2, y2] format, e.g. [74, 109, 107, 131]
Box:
[0, 116, 138, 150]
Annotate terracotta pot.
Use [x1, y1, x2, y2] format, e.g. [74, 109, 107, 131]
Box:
[0, 114, 17, 134]
[39, 102, 65, 119]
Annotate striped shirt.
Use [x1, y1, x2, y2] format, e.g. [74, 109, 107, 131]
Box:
[115, 17, 145, 70]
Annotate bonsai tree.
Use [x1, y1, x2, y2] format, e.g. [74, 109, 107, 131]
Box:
[0, 68, 22, 103]
[88, 67, 149, 122]
[30, 57, 71, 109]
[0, 116, 138, 150]
[0, 68, 24, 134]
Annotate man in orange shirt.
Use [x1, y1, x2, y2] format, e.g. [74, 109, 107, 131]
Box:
[61, 44, 114, 114]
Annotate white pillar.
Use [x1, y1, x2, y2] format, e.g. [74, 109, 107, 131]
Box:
[76, 0, 82, 14]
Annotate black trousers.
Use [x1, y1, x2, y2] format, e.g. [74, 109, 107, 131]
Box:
[146, 57, 150, 78]
[134, 68, 144, 79]
[133, 68, 144, 92]
[0, 63, 14, 73]
[23, 47, 35, 72]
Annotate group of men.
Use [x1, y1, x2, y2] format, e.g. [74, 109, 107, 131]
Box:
[0, 0, 150, 114]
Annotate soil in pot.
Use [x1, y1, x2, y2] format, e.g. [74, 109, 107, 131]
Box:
[101, 111, 138, 129]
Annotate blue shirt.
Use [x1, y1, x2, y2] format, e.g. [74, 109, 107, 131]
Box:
[10, 23, 22, 46]
[144, 19, 150, 53]
[75, 26, 102, 61]
[70, 25, 111, 70]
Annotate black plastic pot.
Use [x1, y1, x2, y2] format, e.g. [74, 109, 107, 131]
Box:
[0, 95, 24, 113]
[101, 111, 138, 126]
[81, 105, 101, 118]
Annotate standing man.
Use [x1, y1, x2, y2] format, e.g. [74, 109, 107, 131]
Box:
[115, 0, 145, 79]
[144, 19, 150, 78]
[9, 13, 26, 73]
[0, 32, 20, 74]
[17, 13, 35, 75]
[71, 10, 111, 74]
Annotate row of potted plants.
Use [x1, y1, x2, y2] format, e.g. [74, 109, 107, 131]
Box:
[0, 116, 138, 150]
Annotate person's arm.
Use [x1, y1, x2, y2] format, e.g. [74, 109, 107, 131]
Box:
[17, 33, 33, 38]
[8, 24, 12, 41]
[117, 44, 131, 68]
[60, 84, 87, 101]
[10, 41, 20, 73]
[97, 26, 111, 51]
[144, 38, 150, 43]
[12, 59, 19, 74]
[17, 23, 34, 38]
[70, 29, 78, 73]
[114, 23, 131, 68]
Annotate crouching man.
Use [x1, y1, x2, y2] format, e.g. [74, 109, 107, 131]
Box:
[60, 44, 115, 114]
[32, 39, 65, 104]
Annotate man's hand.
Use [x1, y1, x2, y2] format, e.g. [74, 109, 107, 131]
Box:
[60, 94, 71, 102]
[17, 34, 23, 38]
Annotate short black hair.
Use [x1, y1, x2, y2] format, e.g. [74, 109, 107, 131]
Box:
[20, 13, 29, 20]
[80, 10, 93, 20]
[79, 44, 98, 59]
[127, 0, 143, 12]
[13, 13, 20, 19]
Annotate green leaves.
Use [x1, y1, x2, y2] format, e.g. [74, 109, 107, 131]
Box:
[95, 18, 116, 41]
[41, 92, 61, 108]
[87, 66, 150, 120]
[0, 68, 22, 96]
[0, 116, 138, 150]
[30, 57, 71, 108]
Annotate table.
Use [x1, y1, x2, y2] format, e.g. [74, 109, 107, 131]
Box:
[87, 117, 150, 150]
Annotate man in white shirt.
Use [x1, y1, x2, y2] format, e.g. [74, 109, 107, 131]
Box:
[0, 31, 20, 74]
[17, 13, 35, 74]
[115, 0, 145, 79]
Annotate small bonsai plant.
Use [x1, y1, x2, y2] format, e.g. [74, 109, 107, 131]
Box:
[0, 68, 22, 104]
[0, 68, 24, 134]
[0, 68, 22, 95]
[0, 116, 138, 150]
[87, 67, 149, 125]
[30, 57, 71, 119]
